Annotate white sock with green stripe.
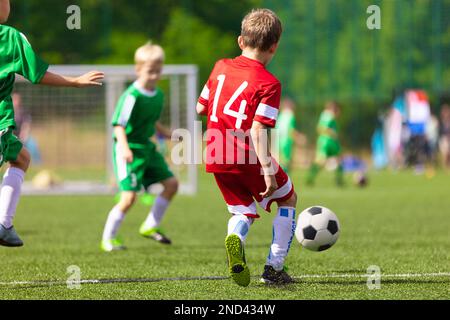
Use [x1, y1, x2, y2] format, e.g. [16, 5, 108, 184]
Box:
[142, 196, 169, 230]
[102, 206, 125, 241]
[227, 214, 254, 243]
[0, 167, 25, 229]
[266, 207, 296, 271]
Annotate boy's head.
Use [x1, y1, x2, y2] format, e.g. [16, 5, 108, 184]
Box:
[0, 0, 10, 23]
[281, 97, 296, 112]
[134, 42, 165, 85]
[325, 100, 341, 117]
[239, 8, 282, 55]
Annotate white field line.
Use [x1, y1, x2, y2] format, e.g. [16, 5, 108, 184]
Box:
[0, 272, 449, 287]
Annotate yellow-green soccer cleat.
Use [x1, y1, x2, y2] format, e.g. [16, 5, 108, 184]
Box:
[225, 234, 250, 287]
[100, 238, 126, 252]
[139, 225, 172, 245]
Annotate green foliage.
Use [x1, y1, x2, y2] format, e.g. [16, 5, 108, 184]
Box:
[161, 8, 238, 83]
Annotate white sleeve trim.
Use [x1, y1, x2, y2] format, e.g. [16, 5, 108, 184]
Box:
[200, 85, 210, 100]
[118, 95, 137, 127]
[255, 103, 279, 120]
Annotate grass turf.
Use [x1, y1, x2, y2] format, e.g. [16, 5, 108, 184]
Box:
[0, 169, 449, 300]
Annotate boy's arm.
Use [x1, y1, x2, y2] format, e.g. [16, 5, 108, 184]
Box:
[317, 126, 337, 139]
[196, 102, 207, 115]
[250, 121, 278, 198]
[39, 71, 104, 88]
[113, 126, 133, 163]
[155, 121, 172, 139]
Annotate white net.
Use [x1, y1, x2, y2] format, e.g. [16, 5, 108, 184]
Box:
[10, 65, 198, 195]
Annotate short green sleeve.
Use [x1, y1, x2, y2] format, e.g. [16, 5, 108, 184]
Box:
[13, 31, 49, 84]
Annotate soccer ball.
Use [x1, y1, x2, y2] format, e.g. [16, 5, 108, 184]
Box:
[353, 171, 368, 188]
[295, 206, 340, 251]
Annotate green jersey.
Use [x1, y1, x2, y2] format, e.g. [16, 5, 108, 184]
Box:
[111, 82, 164, 148]
[277, 109, 296, 145]
[318, 110, 338, 142]
[0, 25, 49, 130]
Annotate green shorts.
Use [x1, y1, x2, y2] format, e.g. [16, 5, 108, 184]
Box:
[316, 136, 341, 161]
[113, 142, 174, 192]
[0, 129, 23, 167]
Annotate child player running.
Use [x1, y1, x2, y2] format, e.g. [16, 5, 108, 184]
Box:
[0, 0, 104, 247]
[306, 100, 344, 187]
[100, 43, 179, 252]
[197, 9, 298, 286]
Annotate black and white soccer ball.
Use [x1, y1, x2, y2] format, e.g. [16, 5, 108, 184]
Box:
[295, 206, 340, 252]
[353, 171, 368, 188]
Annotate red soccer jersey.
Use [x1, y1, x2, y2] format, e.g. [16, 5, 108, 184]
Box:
[198, 55, 281, 174]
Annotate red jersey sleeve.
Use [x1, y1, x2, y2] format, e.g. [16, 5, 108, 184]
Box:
[197, 82, 210, 116]
[253, 82, 281, 128]
[198, 62, 220, 116]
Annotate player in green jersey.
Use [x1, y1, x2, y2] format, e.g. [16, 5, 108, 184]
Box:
[276, 98, 298, 173]
[0, 0, 104, 247]
[306, 101, 344, 186]
[100, 42, 179, 252]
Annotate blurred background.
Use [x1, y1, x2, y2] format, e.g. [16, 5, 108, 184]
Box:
[4, 0, 450, 190]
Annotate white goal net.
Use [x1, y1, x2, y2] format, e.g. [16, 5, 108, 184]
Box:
[10, 65, 198, 195]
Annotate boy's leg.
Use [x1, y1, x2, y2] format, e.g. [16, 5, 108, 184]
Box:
[335, 161, 344, 186]
[215, 173, 254, 287]
[307, 141, 326, 186]
[0, 135, 29, 247]
[306, 162, 321, 186]
[102, 144, 142, 251]
[261, 193, 297, 284]
[102, 192, 136, 240]
[252, 164, 297, 284]
[139, 148, 177, 244]
[227, 214, 254, 243]
[140, 177, 178, 244]
[101, 191, 136, 252]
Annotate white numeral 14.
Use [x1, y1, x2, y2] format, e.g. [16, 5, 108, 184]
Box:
[210, 74, 248, 129]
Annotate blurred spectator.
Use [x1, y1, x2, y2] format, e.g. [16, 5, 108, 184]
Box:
[425, 113, 439, 164]
[439, 104, 450, 169]
[12, 93, 42, 164]
[404, 90, 430, 174]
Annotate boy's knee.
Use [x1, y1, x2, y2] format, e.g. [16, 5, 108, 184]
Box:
[11, 148, 31, 171]
[119, 192, 137, 211]
[164, 177, 179, 195]
[279, 191, 297, 208]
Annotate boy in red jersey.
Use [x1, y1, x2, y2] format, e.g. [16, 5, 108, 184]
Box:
[196, 9, 297, 286]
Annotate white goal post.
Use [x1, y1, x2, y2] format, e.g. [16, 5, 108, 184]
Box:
[13, 65, 198, 195]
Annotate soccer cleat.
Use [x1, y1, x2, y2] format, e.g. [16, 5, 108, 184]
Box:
[225, 234, 250, 287]
[260, 265, 295, 285]
[0, 224, 23, 247]
[139, 225, 172, 245]
[100, 238, 126, 252]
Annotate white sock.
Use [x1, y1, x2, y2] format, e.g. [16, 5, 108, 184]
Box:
[102, 206, 125, 241]
[227, 214, 254, 243]
[142, 196, 170, 230]
[266, 207, 296, 271]
[0, 167, 25, 229]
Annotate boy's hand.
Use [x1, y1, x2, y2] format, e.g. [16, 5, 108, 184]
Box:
[74, 71, 104, 87]
[120, 145, 133, 163]
[260, 174, 278, 198]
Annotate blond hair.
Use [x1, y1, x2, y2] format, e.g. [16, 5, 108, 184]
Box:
[241, 8, 282, 52]
[134, 42, 165, 65]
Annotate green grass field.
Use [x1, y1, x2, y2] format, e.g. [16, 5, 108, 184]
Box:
[0, 169, 449, 300]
